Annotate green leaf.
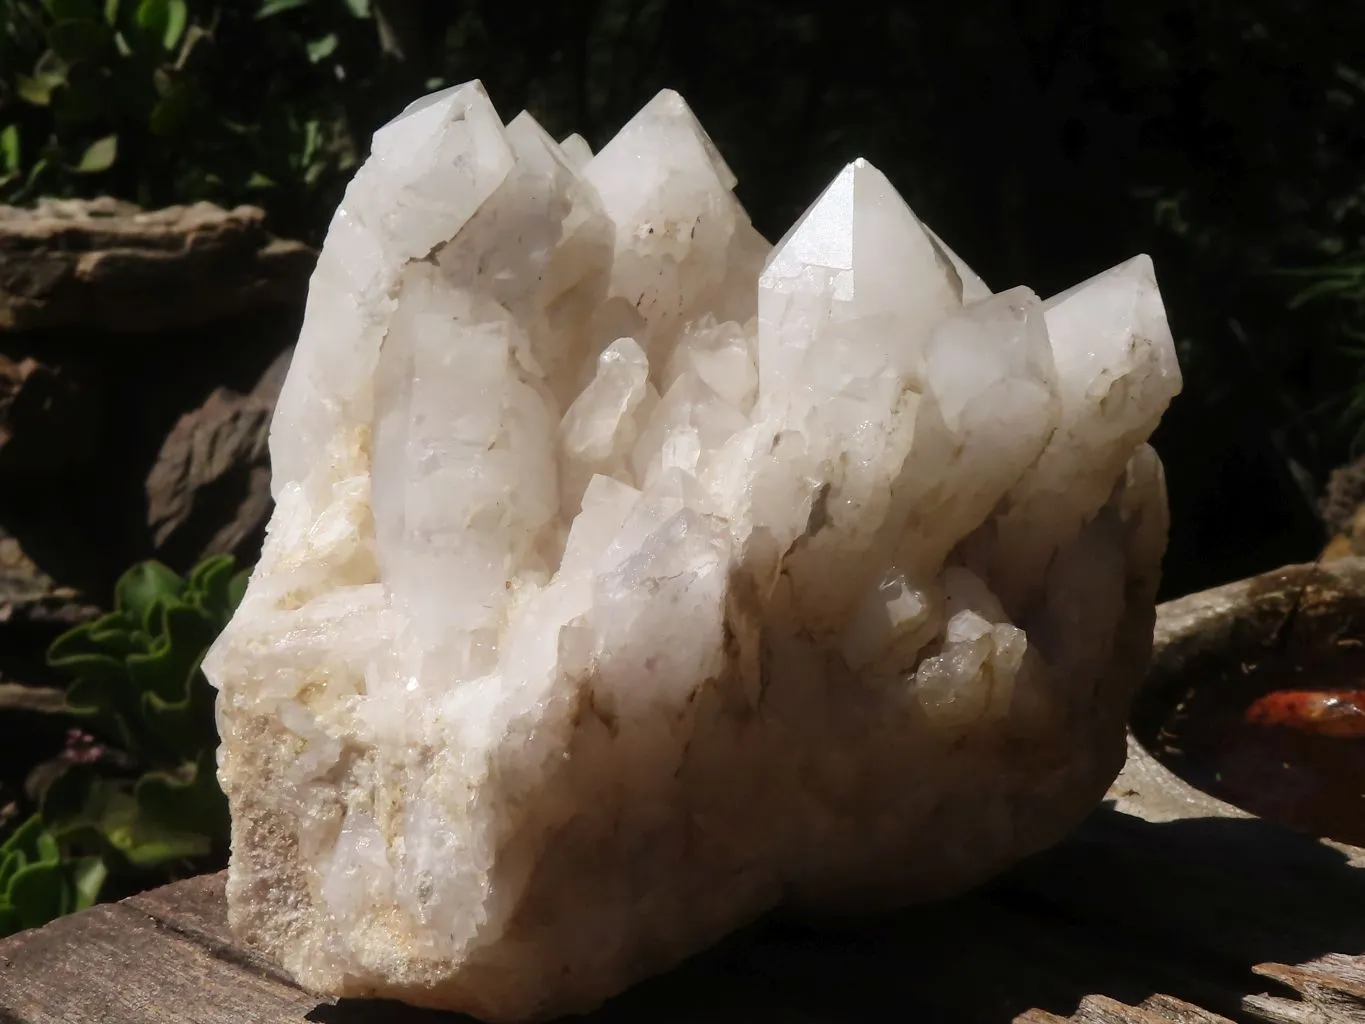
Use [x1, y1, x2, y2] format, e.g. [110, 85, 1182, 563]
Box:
[188, 555, 240, 621]
[161, 0, 185, 49]
[104, 0, 119, 24]
[16, 51, 67, 107]
[0, 822, 72, 933]
[8, 861, 70, 930]
[227, 569, 250, 610]
[298, 117, 321, 166]
[256, 0, 309, 17]
[40, 770, 207, 871]
[125, 635, 181, 702]
[39, 763, 102, 837]
[34, 830, 60, 864]
[13, 157, 51, 203]
[113, 561, 186, 631]
[47, 19, 108, 62]
[16, 74, 57, 107]
[306, 32, 337, 63]
[0, 852, 21, 892]
[45, 642, 126, 681]
[140, 671, 217, 762]
[74, 133, 117, 172]
[344, 0, 370, 15]
[188, 554, 234, 595]
[134, 0, 168, 39]
[62, 677, 134, 752]
[102, 783, 211, 868]
[87, 610, 139, 635]
[47, 612, 138, 667]
[84, 627, 144, 658]
[0, 815, 47, 859]
[63, 676, 116, 712]
[130, 602, 217, 700]
[0, 125, 19, 172]
[71, 857, 107, 910]
[135, 750, 227, 841]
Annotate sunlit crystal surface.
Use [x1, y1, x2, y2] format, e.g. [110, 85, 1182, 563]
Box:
[205, 80, 1182, 1023]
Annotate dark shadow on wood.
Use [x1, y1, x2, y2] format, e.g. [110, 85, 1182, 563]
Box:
[301, 805, 1365, 1023]
[307, 1004, 469, 1024]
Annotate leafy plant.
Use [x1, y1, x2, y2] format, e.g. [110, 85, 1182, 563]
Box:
[48, 556, 243, 761]
[0, 0, 379, 237]
[2, 0, 204, 202]
[40, 555, 246, 865]
[0, 554, 248, 937]
[0, 814, 106, 935]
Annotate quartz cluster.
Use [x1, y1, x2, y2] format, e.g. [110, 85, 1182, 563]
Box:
[204, 81, 1182, 1022]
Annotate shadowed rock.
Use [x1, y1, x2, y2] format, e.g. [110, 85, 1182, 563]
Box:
[0, 198, 314, 334]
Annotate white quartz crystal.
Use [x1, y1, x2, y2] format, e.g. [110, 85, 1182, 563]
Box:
[205, 81, 1182, 1022]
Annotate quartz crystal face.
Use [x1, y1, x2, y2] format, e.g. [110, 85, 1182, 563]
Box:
[204, 81, 1182, 1022]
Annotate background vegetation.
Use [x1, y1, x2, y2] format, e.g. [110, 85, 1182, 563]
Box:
[1, 0, 1364, 929]
[2, 556, 242, 935]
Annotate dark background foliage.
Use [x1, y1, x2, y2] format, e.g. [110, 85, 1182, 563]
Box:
[4, 0, 1365, 598]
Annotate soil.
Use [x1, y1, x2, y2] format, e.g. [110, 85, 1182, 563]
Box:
[1138, 640, 1365, 847]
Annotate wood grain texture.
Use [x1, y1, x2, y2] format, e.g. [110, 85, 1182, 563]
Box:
[0, 900, 317, 1024]
[4, 786, 1359, 1024]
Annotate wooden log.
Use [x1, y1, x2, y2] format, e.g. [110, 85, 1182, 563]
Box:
[0, 900, 316, 1024]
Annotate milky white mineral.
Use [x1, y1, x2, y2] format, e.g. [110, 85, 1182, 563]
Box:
[204, 81, 1182, 1022]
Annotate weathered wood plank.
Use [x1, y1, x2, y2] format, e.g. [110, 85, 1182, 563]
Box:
[1138, 994, 1238, 1024]
[1073, 995, 1205, 1024]
[1240, 993, 1323, 1024]
[0, 901, 317, 1024]
[3, 798, 1362, 1024]
[124, 871, 293, 984]
[1017, 994, 1238, 1024]
[1254, 959, 1365, 1024]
